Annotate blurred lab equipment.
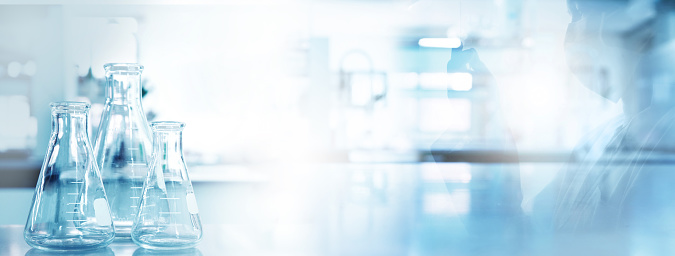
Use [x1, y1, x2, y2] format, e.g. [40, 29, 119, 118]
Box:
[336, 50, 388, 150]
[24, 102, 115, 251]
[132, 121, 202, 250]
[93, 63, 153, 238]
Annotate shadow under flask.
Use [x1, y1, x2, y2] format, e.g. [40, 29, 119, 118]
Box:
[94, 63, 153, 238]
[24, 102, 115, 251]
[132, 121, 202, 250]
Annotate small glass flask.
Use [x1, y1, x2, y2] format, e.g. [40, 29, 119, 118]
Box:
[94, 63, 153, 238]
[132, 121, 202, 250]
[24, 102, 115, 251]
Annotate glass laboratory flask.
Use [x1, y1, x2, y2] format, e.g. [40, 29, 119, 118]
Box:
[93, 63, 153, 238]
[131, 121, 202, 250]
[24, 102, 115, 251]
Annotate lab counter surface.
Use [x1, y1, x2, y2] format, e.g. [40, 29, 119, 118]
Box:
[1, 163, 675, 255]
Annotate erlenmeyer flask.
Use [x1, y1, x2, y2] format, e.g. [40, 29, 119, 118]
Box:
[94, 63, 153, 238]
[24, 102, 115, 251]
[132, 121, 202, 250]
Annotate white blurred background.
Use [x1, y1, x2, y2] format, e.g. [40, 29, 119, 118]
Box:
[0, 0, 628, 167]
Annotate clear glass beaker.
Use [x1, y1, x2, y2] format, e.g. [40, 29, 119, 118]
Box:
[94, 63, 153, 238]
[24, 102, 115, 251]
[132, 121, 202, 250]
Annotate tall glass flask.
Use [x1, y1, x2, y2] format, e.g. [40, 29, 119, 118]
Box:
[94, 63, 153, 237]
[132, 122, 202, 250]
[24, 102, 115, 251]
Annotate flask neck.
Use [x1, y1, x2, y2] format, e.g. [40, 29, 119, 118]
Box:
[51, 111, 89, 139]
[152, 130, 184, 162]
[106, 72, 143, 104]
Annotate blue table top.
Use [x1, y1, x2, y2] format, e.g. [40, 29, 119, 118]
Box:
[2, 162, 674, 255]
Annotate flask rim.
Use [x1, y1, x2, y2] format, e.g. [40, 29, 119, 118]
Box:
[150, 121, 186, 131]
[50, 101, 90, 113]
[104, 63, 144, 73]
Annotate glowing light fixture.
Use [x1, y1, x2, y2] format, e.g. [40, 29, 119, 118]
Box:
[418, 37, 461, 48]
[448, 72, 472, 91]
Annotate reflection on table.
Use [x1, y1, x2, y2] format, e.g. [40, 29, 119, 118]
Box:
[1, 163, 675, 255]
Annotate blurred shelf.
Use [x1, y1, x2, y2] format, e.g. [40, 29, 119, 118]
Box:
[424, 150, 573, 163]
[0, 158, 41, 188]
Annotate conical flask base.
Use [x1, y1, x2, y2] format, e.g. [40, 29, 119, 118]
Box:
[26, 236, 115, 251]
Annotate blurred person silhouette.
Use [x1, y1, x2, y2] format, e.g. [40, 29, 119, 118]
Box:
[532, 0, 675, 233]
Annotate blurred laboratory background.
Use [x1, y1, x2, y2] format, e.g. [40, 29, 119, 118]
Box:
[2, 0, 674, 255]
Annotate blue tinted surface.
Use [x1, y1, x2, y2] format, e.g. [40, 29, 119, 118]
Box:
[3, 163, 675, 255]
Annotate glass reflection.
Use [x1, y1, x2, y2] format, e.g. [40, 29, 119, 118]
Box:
[25, 248, 114, 256]
[132, 248, 202, 256]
